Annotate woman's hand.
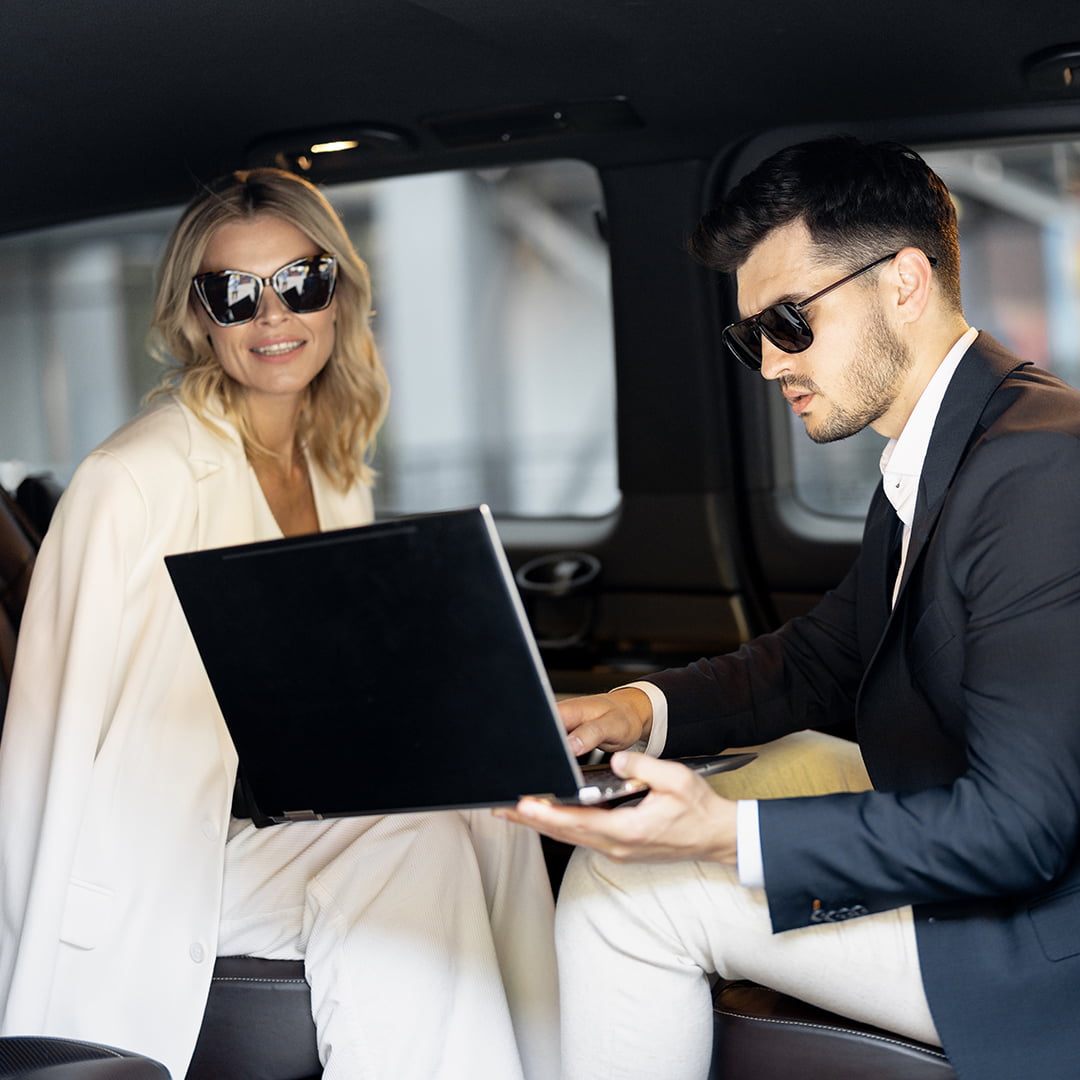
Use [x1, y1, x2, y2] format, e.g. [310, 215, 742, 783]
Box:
[495, 751, 739, 865]
[559, 688, 654, 757]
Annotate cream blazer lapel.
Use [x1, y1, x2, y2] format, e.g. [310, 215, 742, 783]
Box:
[180, 402, 373, 543]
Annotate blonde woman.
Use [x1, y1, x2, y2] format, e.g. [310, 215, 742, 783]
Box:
[0, 169, 559, 1080]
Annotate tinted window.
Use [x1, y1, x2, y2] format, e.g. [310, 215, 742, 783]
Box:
[0, 160, 617, 520]
[789, 137, 1080, 520]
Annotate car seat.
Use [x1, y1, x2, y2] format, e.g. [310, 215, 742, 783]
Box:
[188, 946, 961, 1080]
[0, 484, 38, 721]
[710, 980, 956, 1078]
[15, 474, 63, 538]
[0, 1036, 169, 1077]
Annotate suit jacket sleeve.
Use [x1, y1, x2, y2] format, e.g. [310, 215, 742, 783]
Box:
[646, 550, 869, 756]
[759, 426, 1080, 931]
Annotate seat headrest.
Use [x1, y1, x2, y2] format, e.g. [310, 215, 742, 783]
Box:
[0, 485, 39, 718]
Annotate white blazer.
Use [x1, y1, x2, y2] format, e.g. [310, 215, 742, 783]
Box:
[0, 396, 373, 1077]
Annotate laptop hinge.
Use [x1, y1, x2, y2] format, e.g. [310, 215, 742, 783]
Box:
[280, 809, 321, 822]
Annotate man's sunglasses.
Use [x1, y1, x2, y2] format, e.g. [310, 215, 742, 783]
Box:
[722, 251, 935, 371]
[192, 254, 338, 327]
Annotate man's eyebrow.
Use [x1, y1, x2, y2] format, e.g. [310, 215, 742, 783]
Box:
[770, 291, 803, 308]
[738, 290, 802, 320]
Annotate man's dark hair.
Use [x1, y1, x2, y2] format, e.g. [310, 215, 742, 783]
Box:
[690, 136, 962, 310]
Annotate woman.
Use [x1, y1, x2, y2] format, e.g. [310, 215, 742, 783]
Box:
[0, 169, 559, 1080]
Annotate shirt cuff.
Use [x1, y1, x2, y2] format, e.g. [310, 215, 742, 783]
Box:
[617, 680, 668, 757]
[736, 799, 764, 888]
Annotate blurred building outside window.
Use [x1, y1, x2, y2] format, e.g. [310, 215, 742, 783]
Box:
[788, 137, 1080, 521]
[0, 160, 618, 520]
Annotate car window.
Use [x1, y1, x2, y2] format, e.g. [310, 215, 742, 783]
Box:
[788, 136, 1080, 520]
[0, 159, 618, 520]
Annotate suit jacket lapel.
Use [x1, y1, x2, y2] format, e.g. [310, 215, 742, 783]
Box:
[894, 333, 1028, 600]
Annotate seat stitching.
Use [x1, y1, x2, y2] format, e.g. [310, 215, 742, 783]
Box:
[713, 1009, 950, 1061]
[211, 976, 308, 985]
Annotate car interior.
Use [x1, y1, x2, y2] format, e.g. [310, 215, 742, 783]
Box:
[3, 0, 1080, 1076]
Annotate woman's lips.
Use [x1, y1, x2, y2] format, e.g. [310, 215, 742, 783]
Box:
[251, 339, 305, 361]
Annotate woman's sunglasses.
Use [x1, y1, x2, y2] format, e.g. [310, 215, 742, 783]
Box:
[722, 251, 935, 371]
[192, 254, 338, 327]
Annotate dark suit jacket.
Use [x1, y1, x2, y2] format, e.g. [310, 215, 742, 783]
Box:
[648, 333, 1080, 1080]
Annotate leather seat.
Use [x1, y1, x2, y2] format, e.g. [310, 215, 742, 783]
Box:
[15, 473, 63, 538]
[0, 484, 38, 720]
[711, 981, 956, 1079]
[0, 1036, 169, 1078]
[187, 958, 319, 1080]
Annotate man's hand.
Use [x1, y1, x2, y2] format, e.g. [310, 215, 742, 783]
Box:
[495, 750, 739, 865]
[560, 688, 653, 757]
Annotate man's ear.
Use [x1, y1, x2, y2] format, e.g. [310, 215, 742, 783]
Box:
[891, 247, 935, 324]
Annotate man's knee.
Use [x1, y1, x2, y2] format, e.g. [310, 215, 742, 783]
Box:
[708, 730, 871, 801]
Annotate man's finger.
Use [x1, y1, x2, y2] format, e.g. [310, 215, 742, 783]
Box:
[610, 750, 694, 791]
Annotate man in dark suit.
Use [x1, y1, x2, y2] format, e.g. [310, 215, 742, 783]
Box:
[497, 136, 1080, 1079]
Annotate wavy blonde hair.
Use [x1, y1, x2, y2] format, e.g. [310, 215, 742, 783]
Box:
[148, 167, 389, 490]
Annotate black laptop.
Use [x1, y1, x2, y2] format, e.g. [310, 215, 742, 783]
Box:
[165, 505, 754, 822]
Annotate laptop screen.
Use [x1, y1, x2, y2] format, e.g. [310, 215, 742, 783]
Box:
[166, 507, 584, 818]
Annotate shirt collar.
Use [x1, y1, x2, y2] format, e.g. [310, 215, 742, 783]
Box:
[879, 327, 978, 527]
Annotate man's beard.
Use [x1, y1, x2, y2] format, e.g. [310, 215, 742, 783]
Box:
[802, 305, 913, 444]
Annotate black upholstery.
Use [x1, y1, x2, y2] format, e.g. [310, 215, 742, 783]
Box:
[15, 473, 64, 539]
[0, 484, 38, 722]
[187, 958, 319, 1080]
[0, 1037, 169, 1079]
[711, 981, 956, 1079]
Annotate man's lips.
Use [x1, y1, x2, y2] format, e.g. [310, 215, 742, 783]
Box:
[784, 388, 815, 415]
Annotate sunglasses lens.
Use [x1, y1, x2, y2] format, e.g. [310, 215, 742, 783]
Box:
[723, 321, 764, 371]
[758, 304, 812, 353]
[273, 256, 336, 314]
[194, 256, 337, 327]
[197, 271, 261, 326]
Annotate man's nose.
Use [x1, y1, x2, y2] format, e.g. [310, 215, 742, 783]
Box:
[758, 339, 794, 381]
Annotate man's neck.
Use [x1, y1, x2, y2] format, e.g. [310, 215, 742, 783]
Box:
[874, 317, 973, 439]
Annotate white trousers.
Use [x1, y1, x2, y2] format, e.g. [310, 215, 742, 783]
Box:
[219, 810, 560, 1080]
[555, 731, 941, 1080]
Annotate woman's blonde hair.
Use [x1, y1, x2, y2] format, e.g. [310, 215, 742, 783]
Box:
[148, 167, 389, 490]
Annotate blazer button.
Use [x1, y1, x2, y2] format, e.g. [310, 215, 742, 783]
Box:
[189, 942, 207, 963]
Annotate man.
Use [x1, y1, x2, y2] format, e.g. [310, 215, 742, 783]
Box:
[496, 136, 1080, 1080]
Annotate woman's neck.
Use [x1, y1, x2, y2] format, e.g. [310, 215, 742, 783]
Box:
[247, 394, 319, 536]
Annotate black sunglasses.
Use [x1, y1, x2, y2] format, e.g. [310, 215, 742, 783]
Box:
[192, 254, 338, 327]
[722, 251, 936, 371]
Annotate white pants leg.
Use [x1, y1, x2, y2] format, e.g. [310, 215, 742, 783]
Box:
[556, 731, 940, 1080]
[218, 810, 560, 1080]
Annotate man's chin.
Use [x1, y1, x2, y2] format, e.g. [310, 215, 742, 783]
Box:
[804, 412, 867, 444]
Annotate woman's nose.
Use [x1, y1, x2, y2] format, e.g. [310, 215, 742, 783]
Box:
[256, 287, 290, 323]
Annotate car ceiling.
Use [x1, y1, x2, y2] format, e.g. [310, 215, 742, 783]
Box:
[4, 0, 1080, 237]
